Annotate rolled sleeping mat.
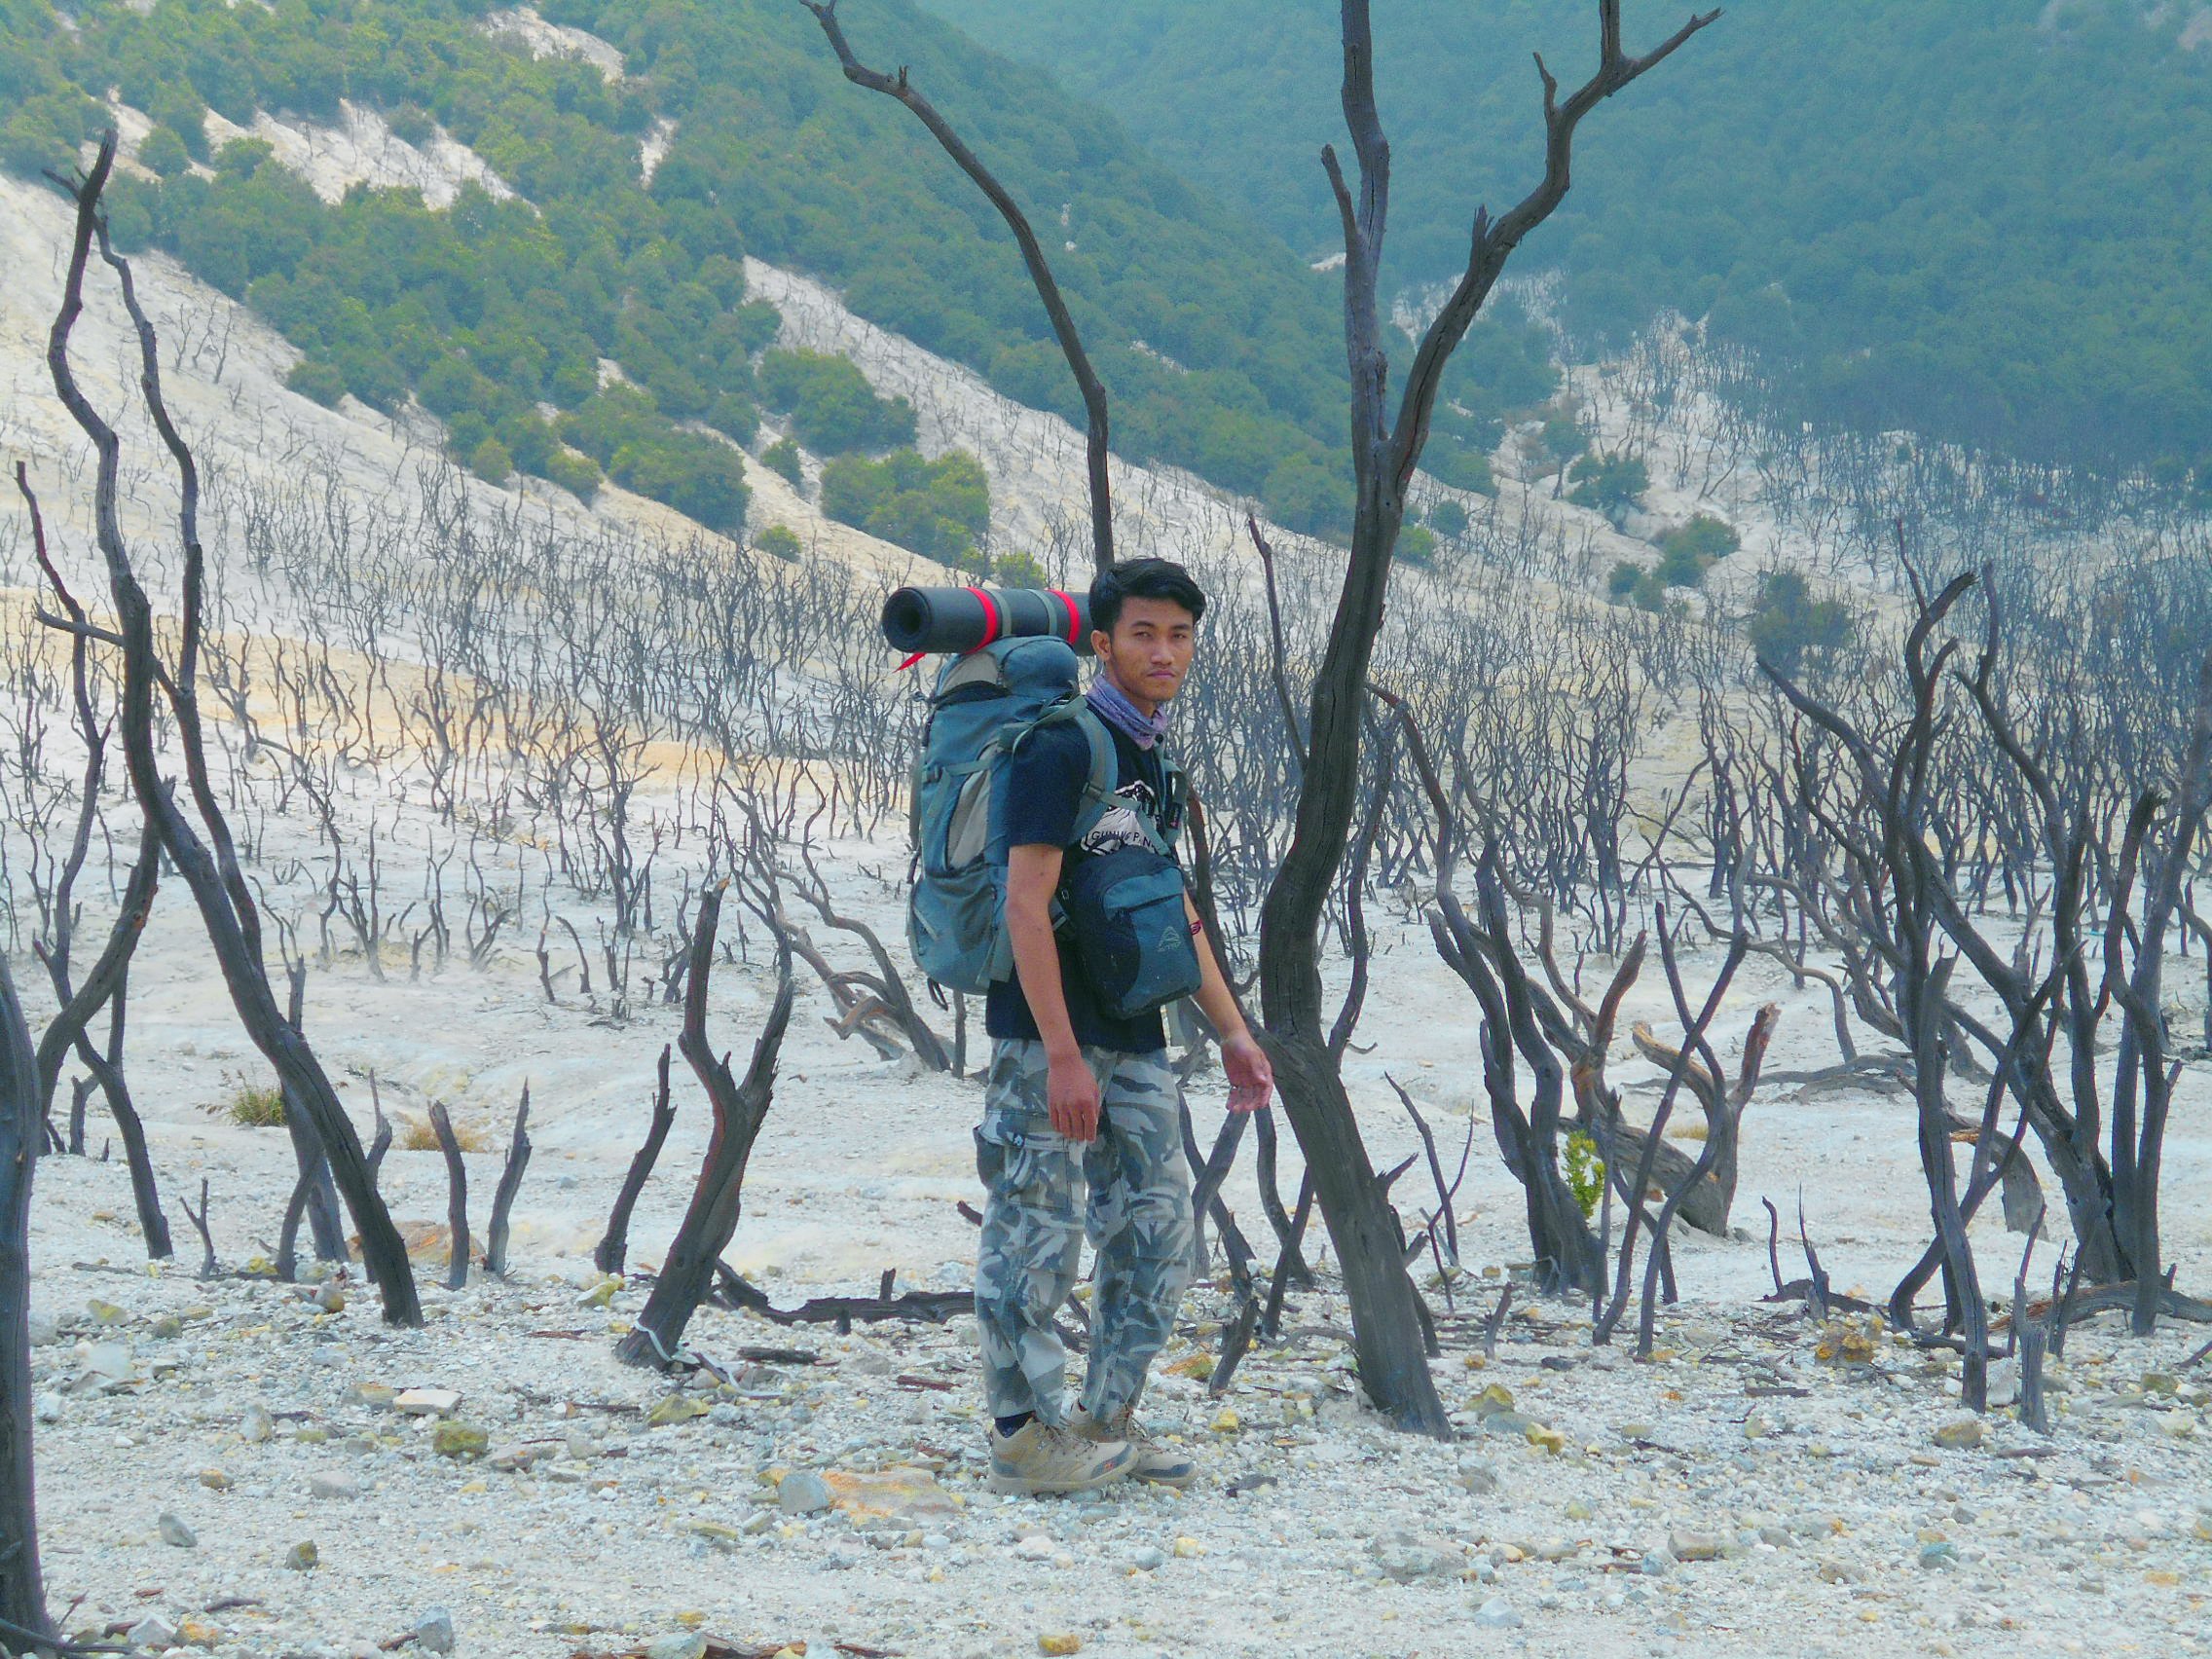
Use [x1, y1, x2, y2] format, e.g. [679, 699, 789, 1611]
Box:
[880, 584, 1094, 656]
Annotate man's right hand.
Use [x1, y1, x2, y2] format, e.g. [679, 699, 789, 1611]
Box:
[1047, 1051, 1101, 1142]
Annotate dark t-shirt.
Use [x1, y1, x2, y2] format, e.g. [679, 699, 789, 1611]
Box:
[985, 717, 1178, 1053]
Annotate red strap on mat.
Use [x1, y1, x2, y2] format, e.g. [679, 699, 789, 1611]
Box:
[1050, 587, 1082, 645]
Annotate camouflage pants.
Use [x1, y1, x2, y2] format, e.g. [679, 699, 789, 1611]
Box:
[974, 1040, 1195, 1426]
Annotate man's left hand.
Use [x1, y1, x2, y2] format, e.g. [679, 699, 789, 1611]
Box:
[1222, 1031, 1274, 1115]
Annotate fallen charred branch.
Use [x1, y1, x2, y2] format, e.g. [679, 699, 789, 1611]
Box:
[712, 1262, 971, 1328]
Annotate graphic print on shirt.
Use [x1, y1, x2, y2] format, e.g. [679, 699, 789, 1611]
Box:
[1081, 778, 1162, 857]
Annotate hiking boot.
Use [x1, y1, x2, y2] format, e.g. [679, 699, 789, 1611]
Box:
[986, 1419, 1135, 1495]
[1070, 1404, 1198, 1488]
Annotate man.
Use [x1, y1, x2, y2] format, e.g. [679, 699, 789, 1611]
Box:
[975, 557, 1274, 1495]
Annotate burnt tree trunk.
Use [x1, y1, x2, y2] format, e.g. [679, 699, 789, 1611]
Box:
[1253, 0, 1714, 1434]
[47, 137, 419, 1324]
[617, 886, 795, 1367]
[597, 1046, 677, 1276]
[0, 964, 52, 1648]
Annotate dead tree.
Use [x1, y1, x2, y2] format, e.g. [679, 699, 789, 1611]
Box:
[1623, 1000, 1779, 1235]
[428, 1103, 470, 1291]
[1761, 572, 1994, 1404]
[597, 1046, 677, 1276]
[46, 135, 420, 1324]
[485, 1087, 533, 1278]
[0, 965, 52, 1647]
[617, 883, 796, 1367]
[1250, 0, 1714, 1433]
[804, 0, 1116, 572]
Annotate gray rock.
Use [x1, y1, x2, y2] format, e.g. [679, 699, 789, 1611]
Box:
[126, 1615, 179, 1650]
[709, 1403, 743, 1426]
[414, 1608, 456, 1654]
[1933, 1416, 1985, 1451]
[778, 1470, 833, 1515]
[310, 1471, 361, 1500]
[1128, 1545, 1165, 1570]
[240, 1402, 276, 1443]
[1918, 1541, 1960, 1570]
[1371, 1533, 1457, 1582]
[26, 1310, 59, 1346]
[313, 1343, 347, 1366]
[33, 1393, 61, 1425]
[285, 1540, 319, 1571]
[1473, 1596, 1522, 1630]
[158, 1511, 198, 1548]
[1641, 1546, 1674, 1577]
[1667, 1529, 1722, 1563]
[644, 1637, 706, 1659]
[1456, 1456, 1500, 1495]
[1757, 1526, 1792, 1549]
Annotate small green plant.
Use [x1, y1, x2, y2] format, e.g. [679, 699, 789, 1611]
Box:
[755, 523, 802, 563]
[1565, 1130, 1604, 1221]
[1393, 523, 1439, 566]
[761, 436, 803, 488]
[225, 1085, 286, 1128]
[1426, 498, 1469, 539]
[991, 550, 1050, 586]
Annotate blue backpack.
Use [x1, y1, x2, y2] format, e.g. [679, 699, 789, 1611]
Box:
[907, 638, 1188, 1002]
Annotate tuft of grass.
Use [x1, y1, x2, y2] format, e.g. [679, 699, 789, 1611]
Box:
[400, 1116, 487, 1153]
[225, 1086, 287, 1128]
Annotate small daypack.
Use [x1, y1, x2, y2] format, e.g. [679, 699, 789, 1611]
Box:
[906, 638, 1190, 1005]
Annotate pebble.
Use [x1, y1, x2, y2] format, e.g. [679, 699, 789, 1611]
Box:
[157, 1511, 198, 1548]
[431, 1421, 489, 1458]
[414, 1608, 456, 1654]
[311, 1470, 361, 1499]
[240, 1403, 276, 1443]
[199, 1469, 233, 1491]
[126, 1615, 178, 1650]
[1456, 1456, 1500, 1495]
[1371, 1533, 1457, 1582]
[644, 1637, 707, 1659]
[1038, 1636, 1082, 1656]
[1128, 1545, 1165, 1570]
[1919, 1542, 1960, 1570]
[778, 1470, 832, 1515]
[1472, 1596, 1522, 1630]
[1933, 1416, 1985, 1450]
[286, 1540, 320, 1570]
[34, 1393, 61, 1425]
[1667, 1529, 1721, 1563]
[396, 1387, 462, 1417]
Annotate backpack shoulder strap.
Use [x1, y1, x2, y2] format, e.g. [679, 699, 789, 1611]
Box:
[1066, 706, 1124, 847]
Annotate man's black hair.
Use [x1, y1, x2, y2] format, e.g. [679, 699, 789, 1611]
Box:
[1090, 557, 1207, 637]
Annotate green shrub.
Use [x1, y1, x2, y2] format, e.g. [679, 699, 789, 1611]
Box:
[821, 448, 990, 566]
[1606, 560, 1644, 602]
[1748, 570, 1853, 674]
[286, 359, 348, 408]
[387, 102, 436, 147]
[498, 411, 558, 476]
[1538, 413, 1589, 468]
[755, 524, 802, 563]
[608, 431, 749, 535]
[1427, 498, 1469, 539]
[541, 446, 603, 501]
[761, 436, 803, 488]
[1655, 513, 1741, 587]
[992, 551, 1050, 587]
[1424, 442, 1495, 497]
[1565, 1130, 1604, 1222]
[469, 435, 515, 485]
[1394, 523, 1439, 566]
[758, 349, 915, 455]
[445, 410, 492, 461]
[139, 125, 193, 179]
[1567, 450, 1649, 520]
[706, 391, 758, 446]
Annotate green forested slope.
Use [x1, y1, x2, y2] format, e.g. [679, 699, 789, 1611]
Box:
[921, 0, 2212, 474]
[0, 0, 1564, 535]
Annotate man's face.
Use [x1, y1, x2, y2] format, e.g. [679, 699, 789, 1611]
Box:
[1092, 595, 1197, 707]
